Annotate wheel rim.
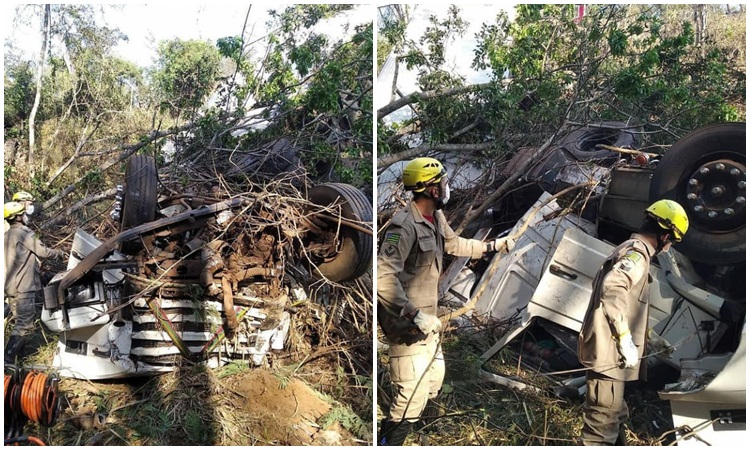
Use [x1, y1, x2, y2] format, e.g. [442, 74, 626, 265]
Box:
[683, 158, 746, 232]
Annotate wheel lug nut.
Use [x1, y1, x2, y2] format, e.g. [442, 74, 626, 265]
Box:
[737, 196, 746, 204]
[689, 178, 699, 186]
[725, 208, 735, 215]
[687, 193, 698, 200]
[708, 211, 718, 218]
[731, 168, 741, 176]
[699, 167, 710, 174]
[694, 205, 704, 212]
[715, 163, 725, 170]
[739, 181, 746, 189]
[711, 186, 725, 195]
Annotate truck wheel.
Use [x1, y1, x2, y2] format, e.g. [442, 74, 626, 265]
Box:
[649, 122, 746, 265]
[120, 155, 158, 254]
[559, 121, 639, 164]
[307, 183, 373, 282]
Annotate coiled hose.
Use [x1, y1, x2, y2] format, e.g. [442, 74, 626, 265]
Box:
[4, 368, 59, 446]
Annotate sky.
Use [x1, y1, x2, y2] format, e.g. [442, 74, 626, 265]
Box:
[2, 3, 372, 68]
[376, 4, 514, 113]
[376, 4, 516, 205]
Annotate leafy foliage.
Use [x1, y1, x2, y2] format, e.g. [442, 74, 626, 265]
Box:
[379, 4, 745, 162]
[151, 39, 221, 117]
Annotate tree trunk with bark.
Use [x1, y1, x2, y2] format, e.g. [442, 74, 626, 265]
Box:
[28, 4, 51, 178]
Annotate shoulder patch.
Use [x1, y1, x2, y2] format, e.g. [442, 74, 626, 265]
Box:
[616, 258, 636, 273]
[383, 245, 396, 257]
[623, 250, 643, 264]
[385, 233, 401, 245]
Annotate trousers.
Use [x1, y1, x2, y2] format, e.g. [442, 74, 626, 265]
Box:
[387, 336, 444, 423]
[581, 371, 629, 445]
[7, 293, 40, 337]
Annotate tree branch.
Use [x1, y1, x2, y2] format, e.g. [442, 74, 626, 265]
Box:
[377, 141, 495, 170]
[377, 82, 491, 120]
[454, 132, 560, 235]
[41, 123, 194, 213]
[41, 188, 117, 229]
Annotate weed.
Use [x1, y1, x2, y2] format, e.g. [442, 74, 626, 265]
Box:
[319, 405, 371, 441]
[217, 360, 251, 379]
[184, 409, 213, 445]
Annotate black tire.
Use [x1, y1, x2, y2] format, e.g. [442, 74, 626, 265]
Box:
[307, 183, 373, 282]
[558, 121, 639, 164]
[649, 122, 746, 265]
[120, 155, 158, 254]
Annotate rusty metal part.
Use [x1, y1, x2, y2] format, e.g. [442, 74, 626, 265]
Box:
[221, 277, 238, 332]
[200, 240, 228, 295]
[55, 198, 244, 314]
[232, 267, 275, 282]
[150, 259, 203, 279]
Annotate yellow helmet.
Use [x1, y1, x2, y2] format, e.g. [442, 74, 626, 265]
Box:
[12, 191, 34, 202]
[4, 202, 26, 220]
[645, 199, 689, 242]
[402, 157, 447, 192]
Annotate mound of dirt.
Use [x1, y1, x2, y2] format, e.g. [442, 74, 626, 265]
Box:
[228, 369, 355, 445]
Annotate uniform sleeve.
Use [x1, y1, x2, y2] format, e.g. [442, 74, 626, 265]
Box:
[20, 232, 60, 260]
[599, 249, 649, 338]
[377, 223, 415, 316]
[438, 212, 485, 259]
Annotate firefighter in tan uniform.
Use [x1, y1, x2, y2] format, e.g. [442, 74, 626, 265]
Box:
[578, 199, 689, 445]
[4, 191, 35, 233]
[377, 157, 513, 445]
[4, 201, 65, 363]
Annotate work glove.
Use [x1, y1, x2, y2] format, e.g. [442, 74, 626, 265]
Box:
[413, 310, 443, 335]
[486, 236, 515, 254]
[647, 328, 674, 357]
[616, 331, 639, 368]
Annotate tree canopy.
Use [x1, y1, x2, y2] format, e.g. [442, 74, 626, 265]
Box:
[4, 4, 373, 213]
[377, 4, 746, 169]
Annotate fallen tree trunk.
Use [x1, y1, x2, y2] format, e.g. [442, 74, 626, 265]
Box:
[41, 188, 117, 229]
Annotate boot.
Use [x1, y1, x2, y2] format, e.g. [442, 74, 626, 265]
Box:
[614, 425, 628, 446]
[4, 335, 26, 364]
[418, 399, 444, 432]
[378, 420, 411, 446]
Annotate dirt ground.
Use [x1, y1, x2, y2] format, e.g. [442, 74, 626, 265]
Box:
[229, 369, 357, 446]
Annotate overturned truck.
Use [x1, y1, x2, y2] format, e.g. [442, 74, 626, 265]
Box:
[445, 122, 745, 446]
[42, 155, 372, 380]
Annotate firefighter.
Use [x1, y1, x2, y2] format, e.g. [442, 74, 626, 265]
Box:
[4, 191, 35, 233]
[4, 201, 65, 363]
[377, 157, 513, 445]
[578, 199, 689, 445]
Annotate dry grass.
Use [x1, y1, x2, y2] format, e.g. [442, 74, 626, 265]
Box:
[15, 281, 372, 446]
[377, 321, 676, 446]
